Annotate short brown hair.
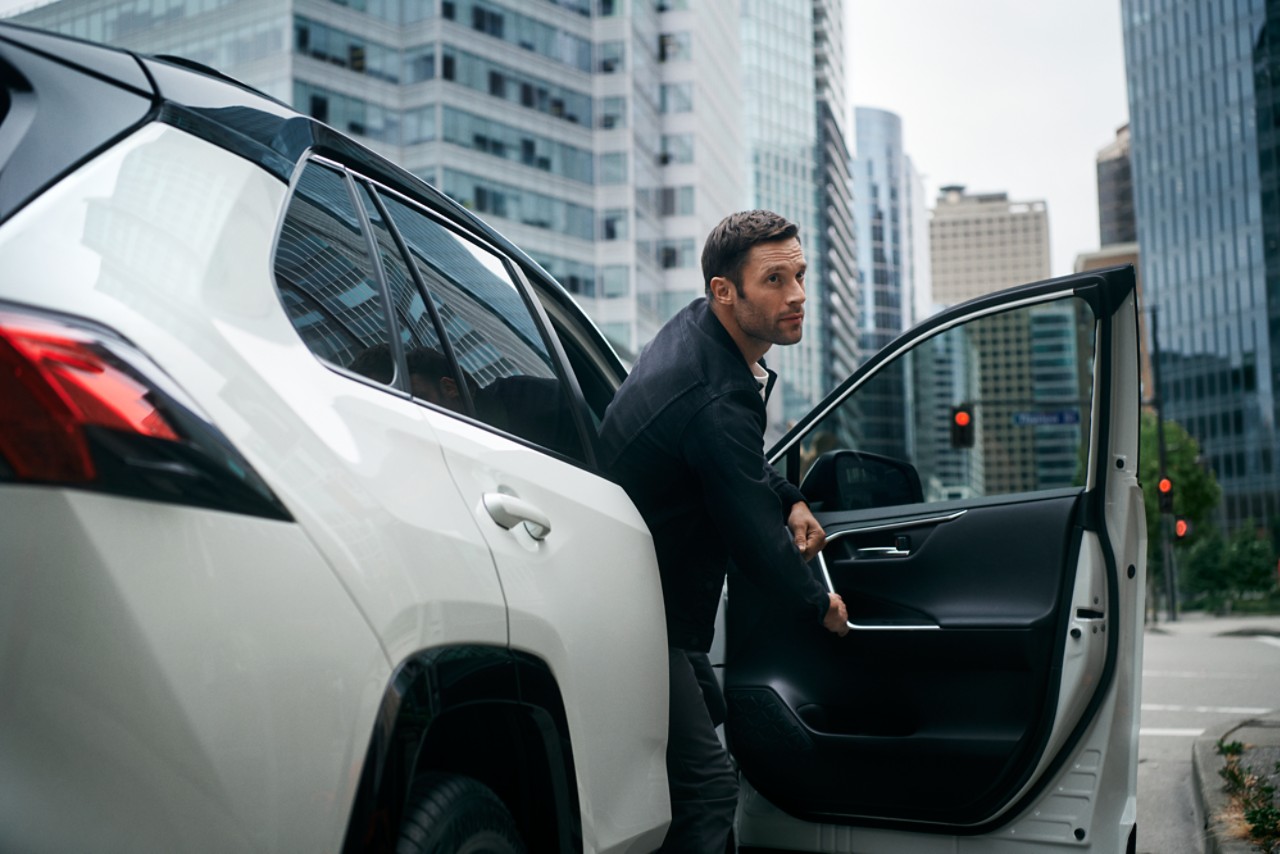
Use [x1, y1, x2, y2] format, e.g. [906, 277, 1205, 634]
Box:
[701, 210, 800, 295]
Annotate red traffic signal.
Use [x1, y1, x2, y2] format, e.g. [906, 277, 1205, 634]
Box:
[1174, 517, 1190, 539]
[1157, 475, 1174, 512]
[950, 404, 975, 448]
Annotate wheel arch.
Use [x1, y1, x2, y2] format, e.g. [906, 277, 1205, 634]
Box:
[340, 645, 581, 853]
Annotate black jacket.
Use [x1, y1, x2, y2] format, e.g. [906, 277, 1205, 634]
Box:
[599, 298, 830, 652]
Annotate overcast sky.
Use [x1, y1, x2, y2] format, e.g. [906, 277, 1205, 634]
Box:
[848, 0, 1131, 279]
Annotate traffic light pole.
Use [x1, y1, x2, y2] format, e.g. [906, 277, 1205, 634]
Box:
[1151, 307, 1178, 622]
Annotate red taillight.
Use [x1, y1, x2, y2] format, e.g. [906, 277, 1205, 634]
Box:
[0, 312, 178, 483]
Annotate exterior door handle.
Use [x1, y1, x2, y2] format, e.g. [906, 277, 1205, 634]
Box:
[482, 492, 552, 541]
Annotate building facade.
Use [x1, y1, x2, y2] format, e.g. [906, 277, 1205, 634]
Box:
[738, 0, 822, 433]
[9, 0, 748, 360]
[1122, 0, 1280, 530]
[1096, 123, 1137, 246]
[929, 185, 1050, 305]
[927, 186, 1076, 497]
[849, 106, 921, 459]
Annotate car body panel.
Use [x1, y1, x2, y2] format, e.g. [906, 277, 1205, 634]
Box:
[426, 404, 670, 854]
[0, 488, 388, 854]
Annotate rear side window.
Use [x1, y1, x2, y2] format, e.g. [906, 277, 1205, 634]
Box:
[376, 188, 587, 463]
[274, 162, 395, 375]
[272, 158, 588, 464]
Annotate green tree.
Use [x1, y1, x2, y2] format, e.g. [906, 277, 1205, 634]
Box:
[1226, 523, 1279, 595]
[1138, 411, 1220, 585]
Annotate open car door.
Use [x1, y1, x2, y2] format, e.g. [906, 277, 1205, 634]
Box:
[727, 267, 1146, 853]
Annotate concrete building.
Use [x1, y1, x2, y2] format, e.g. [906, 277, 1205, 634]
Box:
[927, 185, 1080, 497]
[1096, 124, 1136, 247]
[812, 0, 858, 404]
[1122, 0, 1280, 530]
[929, 185, 1050, 305]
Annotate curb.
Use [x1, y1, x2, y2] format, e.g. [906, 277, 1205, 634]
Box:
[1192, 717, 1280, 854]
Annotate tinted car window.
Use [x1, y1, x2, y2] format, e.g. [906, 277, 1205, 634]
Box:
[377, 189, 586, 462]
[790, 295, 1095, 511]
[274, 162, 395, 378]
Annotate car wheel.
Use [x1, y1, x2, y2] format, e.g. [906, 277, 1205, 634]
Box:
[396, 773, 525, 854]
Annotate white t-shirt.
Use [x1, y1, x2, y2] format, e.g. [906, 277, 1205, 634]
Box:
[752, 362, 769, 400]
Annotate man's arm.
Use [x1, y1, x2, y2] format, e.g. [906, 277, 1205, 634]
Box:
[682, 393, 845, 634]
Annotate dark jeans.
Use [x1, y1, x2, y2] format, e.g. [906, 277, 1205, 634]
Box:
[660, 648, 738, 853]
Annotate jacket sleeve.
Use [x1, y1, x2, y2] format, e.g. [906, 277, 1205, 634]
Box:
[766, 462, 807, 511]
[680, 391, 830, 624]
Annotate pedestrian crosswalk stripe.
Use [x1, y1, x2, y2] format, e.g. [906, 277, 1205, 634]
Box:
[1140, 728, 1205, 736]
[1142, 704, 1273, 715]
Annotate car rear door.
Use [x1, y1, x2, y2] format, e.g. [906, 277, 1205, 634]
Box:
[727, 267, 1145, 852]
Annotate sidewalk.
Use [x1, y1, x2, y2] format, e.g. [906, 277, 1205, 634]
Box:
[1176, 614, 1280, 854]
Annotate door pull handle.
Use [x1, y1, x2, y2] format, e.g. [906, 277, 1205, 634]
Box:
[855, 546, 910, 558]
[483, 493, 552, 541]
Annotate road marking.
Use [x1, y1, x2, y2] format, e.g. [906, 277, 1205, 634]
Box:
[1142, 704, 1274, 715]
[1144, 670, 1250, 679]
[1258, 637, 1280, 650]
[1140, 728, 1205, 737]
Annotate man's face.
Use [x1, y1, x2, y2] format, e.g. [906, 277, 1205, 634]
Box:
[728, 237, 807, 349]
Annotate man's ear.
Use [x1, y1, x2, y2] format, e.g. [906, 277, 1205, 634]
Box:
[441, 376, 460, 399]
[709, 276, 736, 305]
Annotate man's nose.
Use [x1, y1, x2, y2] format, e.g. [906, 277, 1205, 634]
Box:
[787, 277, 806, 304]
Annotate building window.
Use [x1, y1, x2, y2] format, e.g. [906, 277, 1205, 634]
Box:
[602, 209, 628, 240]
[602, 265, 629, 297]
[598, 40, 624, 73]
[600, 152, 627, 184]
[659, 31, 690, 62]
[660, 133, 694, 164]
[659, 186, 694, 216]
[599, 96, 626, 129]
[660, 82, 693, 113]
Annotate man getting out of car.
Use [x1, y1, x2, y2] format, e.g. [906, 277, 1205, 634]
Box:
[599, 210, 850, 852]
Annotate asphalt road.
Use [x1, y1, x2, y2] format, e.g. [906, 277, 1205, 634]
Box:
[1136, 613, 1280, 854]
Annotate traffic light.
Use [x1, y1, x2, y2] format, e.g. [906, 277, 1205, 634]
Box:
[1174, 517, 1191, 539]
[950, 404, 975, 449]
[1157, 475, 1173, 513]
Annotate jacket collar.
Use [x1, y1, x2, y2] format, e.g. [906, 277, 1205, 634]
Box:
[690, 298, 777, 404]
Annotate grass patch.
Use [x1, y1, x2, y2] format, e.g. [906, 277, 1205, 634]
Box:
[1216, 739, 1280, 854]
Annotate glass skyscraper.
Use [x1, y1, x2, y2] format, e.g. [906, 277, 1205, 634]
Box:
[1123, 0, 1280, 530]
[739, 0, 823, 433]
[850, 106, 922, 459]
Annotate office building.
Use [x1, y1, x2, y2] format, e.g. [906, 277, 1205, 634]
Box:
[850, 106, 926, 459]
[812, 0, 859, 402]
[928, 186, 1081, 496]
[8, 0, 748, 359]
[929, 185, 1050, 305]
[1096, 124, 1137, 247]
[1122, 0, 1280, 529]
[738, 0, 822, 433]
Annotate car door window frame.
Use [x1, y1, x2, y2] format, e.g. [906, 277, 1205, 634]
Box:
[357, 170, 600, 469]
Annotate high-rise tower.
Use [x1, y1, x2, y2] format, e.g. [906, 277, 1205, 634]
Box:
[1123, 0, 1279, 529]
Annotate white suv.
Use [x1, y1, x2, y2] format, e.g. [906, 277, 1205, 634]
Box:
[0, 23, 1146, 854]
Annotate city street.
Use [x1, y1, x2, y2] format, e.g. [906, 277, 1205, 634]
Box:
[1137, 613, 1280, 854]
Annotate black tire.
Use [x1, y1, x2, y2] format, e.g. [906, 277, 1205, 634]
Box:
[396, 773, 526, 854]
